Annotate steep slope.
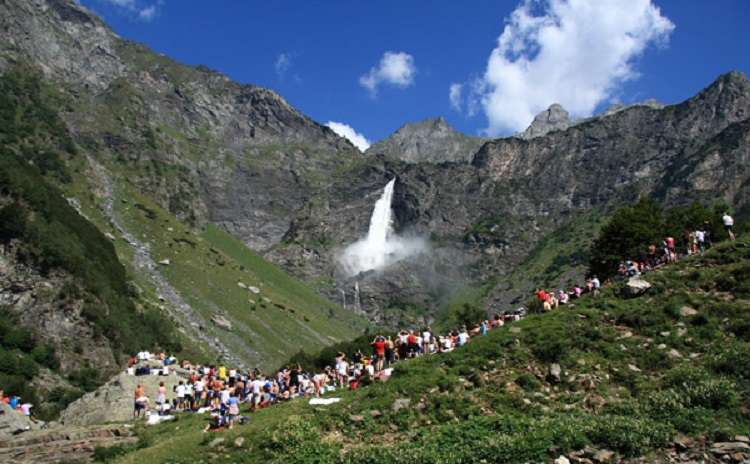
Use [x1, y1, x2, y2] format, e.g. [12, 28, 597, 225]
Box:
[0, 0, 369, 370]
[100, 235, 750, 464]
[366, 117, 487, 163]
[0, 68, 181, 418]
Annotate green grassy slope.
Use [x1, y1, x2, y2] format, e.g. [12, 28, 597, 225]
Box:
[111, 235, 750, 463]
[113, 183, 367, 369]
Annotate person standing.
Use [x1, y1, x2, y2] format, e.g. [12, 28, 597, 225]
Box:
[371, 336, 386, 372]
[723, 212, 736, 241]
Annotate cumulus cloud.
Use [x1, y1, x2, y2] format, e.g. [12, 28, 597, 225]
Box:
[471, 0, 674, 135]
[326, 121, 371, 152]
[275, 53, 291, 78]
[359, 52, 416, 96]
[449, 83, 463, 112]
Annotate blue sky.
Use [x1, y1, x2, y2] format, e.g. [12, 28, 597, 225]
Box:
[80, 0, 749, 147]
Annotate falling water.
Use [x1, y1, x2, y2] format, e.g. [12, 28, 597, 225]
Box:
[354, 281, 362, 312]
[338, 178, 426, 277]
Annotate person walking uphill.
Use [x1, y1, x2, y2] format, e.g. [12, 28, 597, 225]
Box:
[723, 212, 736, 241]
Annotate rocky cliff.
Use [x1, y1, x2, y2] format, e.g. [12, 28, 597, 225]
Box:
[366, 117, 486, 163]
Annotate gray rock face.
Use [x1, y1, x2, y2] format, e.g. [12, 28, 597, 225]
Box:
[366, 117, 486, 163]
[519, 103, 572, 139]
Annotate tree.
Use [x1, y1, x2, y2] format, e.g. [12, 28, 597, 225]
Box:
[589, 197, 664, 278]
[0, 202, 26, 243]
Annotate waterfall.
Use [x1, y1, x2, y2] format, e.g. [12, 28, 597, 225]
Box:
[339, 289, 347, 309]
[338, 178, 426, 277]
[354, 281, 362, 312]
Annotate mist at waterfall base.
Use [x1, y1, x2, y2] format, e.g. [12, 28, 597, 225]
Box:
[338, 179, 428, 278]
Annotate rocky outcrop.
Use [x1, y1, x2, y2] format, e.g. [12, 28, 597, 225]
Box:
[518, 104, 573, 139]
[366, 117, 486, 163]
[60, 369, 184, 426]
[0, 423, 136, 464]
[0, 245, 117, 374]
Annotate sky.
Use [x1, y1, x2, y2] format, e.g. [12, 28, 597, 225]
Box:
[79, 0, 750, 150]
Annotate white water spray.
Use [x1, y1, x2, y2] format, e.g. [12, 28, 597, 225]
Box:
[338, 178, 426, 277]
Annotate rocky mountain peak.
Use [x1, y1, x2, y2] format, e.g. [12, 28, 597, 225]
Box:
[518, 103, 572, 139]
[366, 117, 486, 163]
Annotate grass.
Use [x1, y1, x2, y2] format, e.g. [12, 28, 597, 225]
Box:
[114, 182, 368, 369]
[110, 235, 750, 463]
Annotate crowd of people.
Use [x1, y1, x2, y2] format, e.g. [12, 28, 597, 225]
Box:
[126, 307, 530, 432]
[534, 213, 738, 312]
[0, 388, 34, 423]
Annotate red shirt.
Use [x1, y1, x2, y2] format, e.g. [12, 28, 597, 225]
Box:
[372, 341, 386, 355]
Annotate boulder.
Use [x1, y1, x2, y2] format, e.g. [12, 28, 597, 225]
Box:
[60, 370, 183, 426]
[234, 437, 245, 448]
[679, 306, 698, 317]
[548, 363, 562, 383]
[211, 314, 233, 331]
[237, 282, 247, 289]
[391, 398, 411, 412]
[158, 259, 170, 265]
[593, 449, 615, 462]
[554, 456, 571, 464]
[248, 286, 261, 294]
[208, 437, 225, 448]
[711, 442, 750, 454]
[349, 414, 364, 423]
[624, 276, 651, 297]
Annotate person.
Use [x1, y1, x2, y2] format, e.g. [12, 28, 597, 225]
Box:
[457, 327, 470, 347]
[665, 236, 676, 263]
[175, 381, 186, 410]
[406, 331, 419, 358]
[591, 276, 601, 296]
[695, 228, 706, 253]
[723, 212, 735, 241]
[156, 381, 167, 407]
[371, 336, 386, 372]
[422, 327, 433, 355]
[703, 221, 713, 248]
[133, 384, 148, 419]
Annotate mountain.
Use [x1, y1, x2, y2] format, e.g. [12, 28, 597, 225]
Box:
[0, 0, 368, 396]
[366, 117, 487, 163]
[276, 71, 750, 321]
[1, 0, 749, 342]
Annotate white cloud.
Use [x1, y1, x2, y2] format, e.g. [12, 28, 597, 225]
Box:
[326, 122, 371, 152]
[98, 0, 162, 22]
[275, 53, 291, 78]
[449, 83, 463, 112]
[101, 0, 135, 7]
[138, 5, 157, 21]
[359, 52, 416, 96]
[472, 0, 674, 135]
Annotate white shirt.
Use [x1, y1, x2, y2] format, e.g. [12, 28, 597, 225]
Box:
[176, 384, 186, 398]
[723, 215, 734, 226]
[422, 332, 431, 342]
[457, 332, 469, 346]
